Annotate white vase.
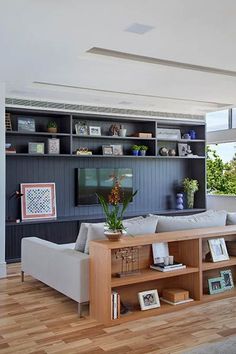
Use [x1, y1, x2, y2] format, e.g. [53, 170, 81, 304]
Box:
[104, 230, 122, 241]
[119, 129, 127, 137]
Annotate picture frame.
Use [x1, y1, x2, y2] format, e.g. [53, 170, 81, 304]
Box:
[156, 128, 181, 141]
[47, 138, 60, 154]
[18, 117, 36, 132]
[152, 242, 169, 264]
[20, 183, 57, 221]
[138, 289, 160, 310]
[208, 238, 229, 262]
[89, 126, 101, 136]
[220, 270, 234, 290]
[110, 144, 123, 156]
[208, 277, 225, 295]
[75, 121, 88, 136]
[28, 142, 45, 154]
[178, 143, 188, 156]
[102, 145, 113, 155]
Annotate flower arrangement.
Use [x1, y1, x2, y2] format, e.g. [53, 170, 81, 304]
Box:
[183, 178, 199, 209]
[97, 176, 137, 236]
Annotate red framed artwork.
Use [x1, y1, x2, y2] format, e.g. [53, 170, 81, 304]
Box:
[20, 183, 57, 221]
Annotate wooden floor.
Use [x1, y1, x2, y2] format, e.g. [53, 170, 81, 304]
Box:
[1, 264, 236, 354]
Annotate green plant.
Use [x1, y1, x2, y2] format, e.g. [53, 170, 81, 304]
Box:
[140, 145, 148, 151]
[131, 145, 140, 151]
[97, 177, 137, 232]
[183, 178, 199, 193]
[47, 121, 57, 129]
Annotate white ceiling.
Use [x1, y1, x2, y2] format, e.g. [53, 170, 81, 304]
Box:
[1, 0, 236, 114]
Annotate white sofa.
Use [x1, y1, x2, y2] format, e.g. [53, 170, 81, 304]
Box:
[21, 237, 89, 316]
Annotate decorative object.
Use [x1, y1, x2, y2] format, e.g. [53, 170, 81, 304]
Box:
[183, 178, 199, 209]
[47, 138, 60, 154]
[135, 132, 152, 138]
[20, 183, 57, 221]
[152, 242, 169, 264]
[189, 130, 196, 139]
[114, 247, 140, 277]
[102, 145, 113, 155]
[5, 113, 12, 131]
[7, 190, 24, 222]
[182, 133, 190, 140]
[162, 288, 189, 303]
[220, 270, 234, 290]
[119, 125, 127, 137]
[168, 148, 176, 156]
[18, 117, 35, 132]
[75, 148, 92, 156]
[109, 124, 119, 136]
[159, 147, 168, 156]
[131, 145, 140, 156]
[208, 238, 229, 262]
[111, 144, 123, 156]
[5, 144, 16, 154]
[138, 289, 160, 311]
[156, 128, 181, 140]
[139, 145, 148, 156]
[178, 143, 188, 156]
[186, 145, 193, 156]
[176, 193, 184, 210]
[96, 176, 137, 241]
[47, 121, 57, 133]
[28, 142, 45, 154]
[208, 276, 225, 294]
[75, 121, 88, 136]
[89, 126, 101, 136]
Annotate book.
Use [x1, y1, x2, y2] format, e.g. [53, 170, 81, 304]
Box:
[160, 297, 194, 305]
[152, 261, 183, 269]
[150, 264, 186, 272]
[111, 291, 120, 320]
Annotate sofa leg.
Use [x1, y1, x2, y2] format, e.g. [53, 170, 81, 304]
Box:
[78, 302, 89, 317]
[21, 271, 24, 282]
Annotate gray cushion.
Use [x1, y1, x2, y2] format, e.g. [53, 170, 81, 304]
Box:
[74, 222, 89, 252]
[226, 212, 236, 225]
[123, 216, 158, 236]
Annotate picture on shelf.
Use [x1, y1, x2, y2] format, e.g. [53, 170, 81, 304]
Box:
[208, 277, 225, 295]
[18, 117, 36, 132]
[156, 128, 181, 140]
[102, 145, 113, 155]
[220, 270, 234, 290]
[208, 238, 229, 262]
[89, 126, 101, 136]
[138, 289, 160, 311]
[110, 144, 123, 156]
[75, 121, 88, 136]
[178, 143, 188, 156]
[28, 142, 45, 154]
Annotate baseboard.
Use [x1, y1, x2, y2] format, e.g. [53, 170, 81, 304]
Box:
[0, 262, 7, 278]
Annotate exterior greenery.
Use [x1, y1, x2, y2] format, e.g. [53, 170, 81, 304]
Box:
[207, 146, 236, 195]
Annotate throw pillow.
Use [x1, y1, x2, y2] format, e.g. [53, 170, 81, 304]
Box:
[226, 212, 236, 225]
[123, 216, 158, 236]
[74, 222, 89, 252]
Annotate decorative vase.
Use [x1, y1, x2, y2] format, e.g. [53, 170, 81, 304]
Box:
[140, 150, 146, 156]
[104, 230, 122, 241]
[132, 150, 139, 156]
[119, 128, 127, 137]
[186, 190, 195, 209]
[48, 127, 57, 133]
[176, 193, 184, 210]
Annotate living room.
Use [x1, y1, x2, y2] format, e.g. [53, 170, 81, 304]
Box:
[1, 1, 236, 353]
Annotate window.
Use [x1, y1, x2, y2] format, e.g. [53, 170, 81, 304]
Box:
[231, 108, 236, 128]
[206, 110, 229, 132]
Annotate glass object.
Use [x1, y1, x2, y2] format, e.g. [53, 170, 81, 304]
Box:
[206, 110, 229, 132]
[186, 190, 195, 209]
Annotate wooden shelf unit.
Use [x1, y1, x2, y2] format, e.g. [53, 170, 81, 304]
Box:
[90, 226, 236, 325]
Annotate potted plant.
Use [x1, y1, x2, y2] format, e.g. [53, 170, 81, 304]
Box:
[131, 145, 140, 156]
[139, 145, 148, 156]
[97, 178, 137, 241]
[183, 178, 199, 209]
[47, 121, 58, 133]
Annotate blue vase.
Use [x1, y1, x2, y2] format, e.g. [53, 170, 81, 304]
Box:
[132, 150, 139, 156]
[189, 130, 196, 139]
[176, 193, 184, 210]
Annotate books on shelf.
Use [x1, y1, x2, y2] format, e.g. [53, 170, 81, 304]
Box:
[160, 297, 194, 306]
[150, 262, 186, 272]
[111, 291, 120, 320]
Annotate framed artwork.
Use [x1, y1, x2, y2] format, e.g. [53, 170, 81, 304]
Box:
[75, 121, 88, 136]
[138, 289, 160, 310]
[18, 117, 35, 132]
[110, 144, 123, 156]
[48, 138, 60, 154]
[152, 242, 169, 264]
[28, 142, 45, 154]
[220, 270, 234, 290]
[178, 143, 188, 156]
[208, 238, 229, 262]
[156, 128, 181, 141]
[208, 277, 225, 295]
[20, 183, 57, 221]
[102, 145, 113, 155]
[89, 126, 101, 136]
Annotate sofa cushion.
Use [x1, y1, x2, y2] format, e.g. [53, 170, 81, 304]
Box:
[226, 212, 236, 225]
[74, 223, 89, 252]
[155, 210, 227, 233]
[123, 216, 158, 236]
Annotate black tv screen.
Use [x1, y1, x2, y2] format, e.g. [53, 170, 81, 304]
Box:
[76, 168, 133, 205]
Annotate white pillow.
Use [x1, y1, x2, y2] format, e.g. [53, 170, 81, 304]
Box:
[123, 216, 158, 236]
[74, 223, 89, 252]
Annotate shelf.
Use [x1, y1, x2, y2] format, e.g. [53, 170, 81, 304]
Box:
[157, 139, 205, 143]
[156, 156, 205, 159]
[6, 153, 71, 157]
[202, 288, 236, 302]
[6, 131, 70, 137]
[202, 257, 236, 271]
[111, 267, 199, 287]
[72, 134, 156, 141]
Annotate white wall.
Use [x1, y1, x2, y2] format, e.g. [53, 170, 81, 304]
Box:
[207, 195, 236, 212]
[0, 84, 6, 278]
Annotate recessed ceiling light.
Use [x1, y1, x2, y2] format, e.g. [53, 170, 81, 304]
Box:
[125, 23, 154, 34]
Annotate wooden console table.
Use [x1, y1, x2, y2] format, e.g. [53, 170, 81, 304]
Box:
[90, 226, 236, 325]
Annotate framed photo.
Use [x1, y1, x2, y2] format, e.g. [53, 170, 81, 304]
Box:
[110, 144, 123, 156]
[75, 122, 88, 136]
[138, 289, 160, 310]
[89, 126, 101, 136]
[220, 270, 234, 290]
[20, 183, 57, 221]
[208, 238, 229, 262]
[178, 143, 188, 156]
[156, 128, 181, 141]
[18, 117, 35, 132]
[48, 138, 60, 154]
[152, 242, 169, 264]
[28, 142, 44, 154]
[208, 277, 225, 295]
[102, 145, 113, 155]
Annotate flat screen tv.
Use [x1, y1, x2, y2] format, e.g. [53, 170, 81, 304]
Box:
[76, 168, 133, 205]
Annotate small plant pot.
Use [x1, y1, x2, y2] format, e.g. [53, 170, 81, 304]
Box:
[132, 150, 139, 156]
[104, 230, 122, 241]
[48, 127, 57, 133]
[140, 150, 146, 156]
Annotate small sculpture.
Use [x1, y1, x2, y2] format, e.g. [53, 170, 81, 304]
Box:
[176, 193, 184, 210]
[159, 147, 168, 156]
[115, 247, 140, 277]
[109, 124, 119, 136]
[168, 149, 176, 156]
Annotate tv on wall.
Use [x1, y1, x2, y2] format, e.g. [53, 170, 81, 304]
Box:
[76, 168, 133, 205]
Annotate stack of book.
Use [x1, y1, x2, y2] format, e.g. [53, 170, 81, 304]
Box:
[150, 262, 186, 272]
[111, 291, 120, 320]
